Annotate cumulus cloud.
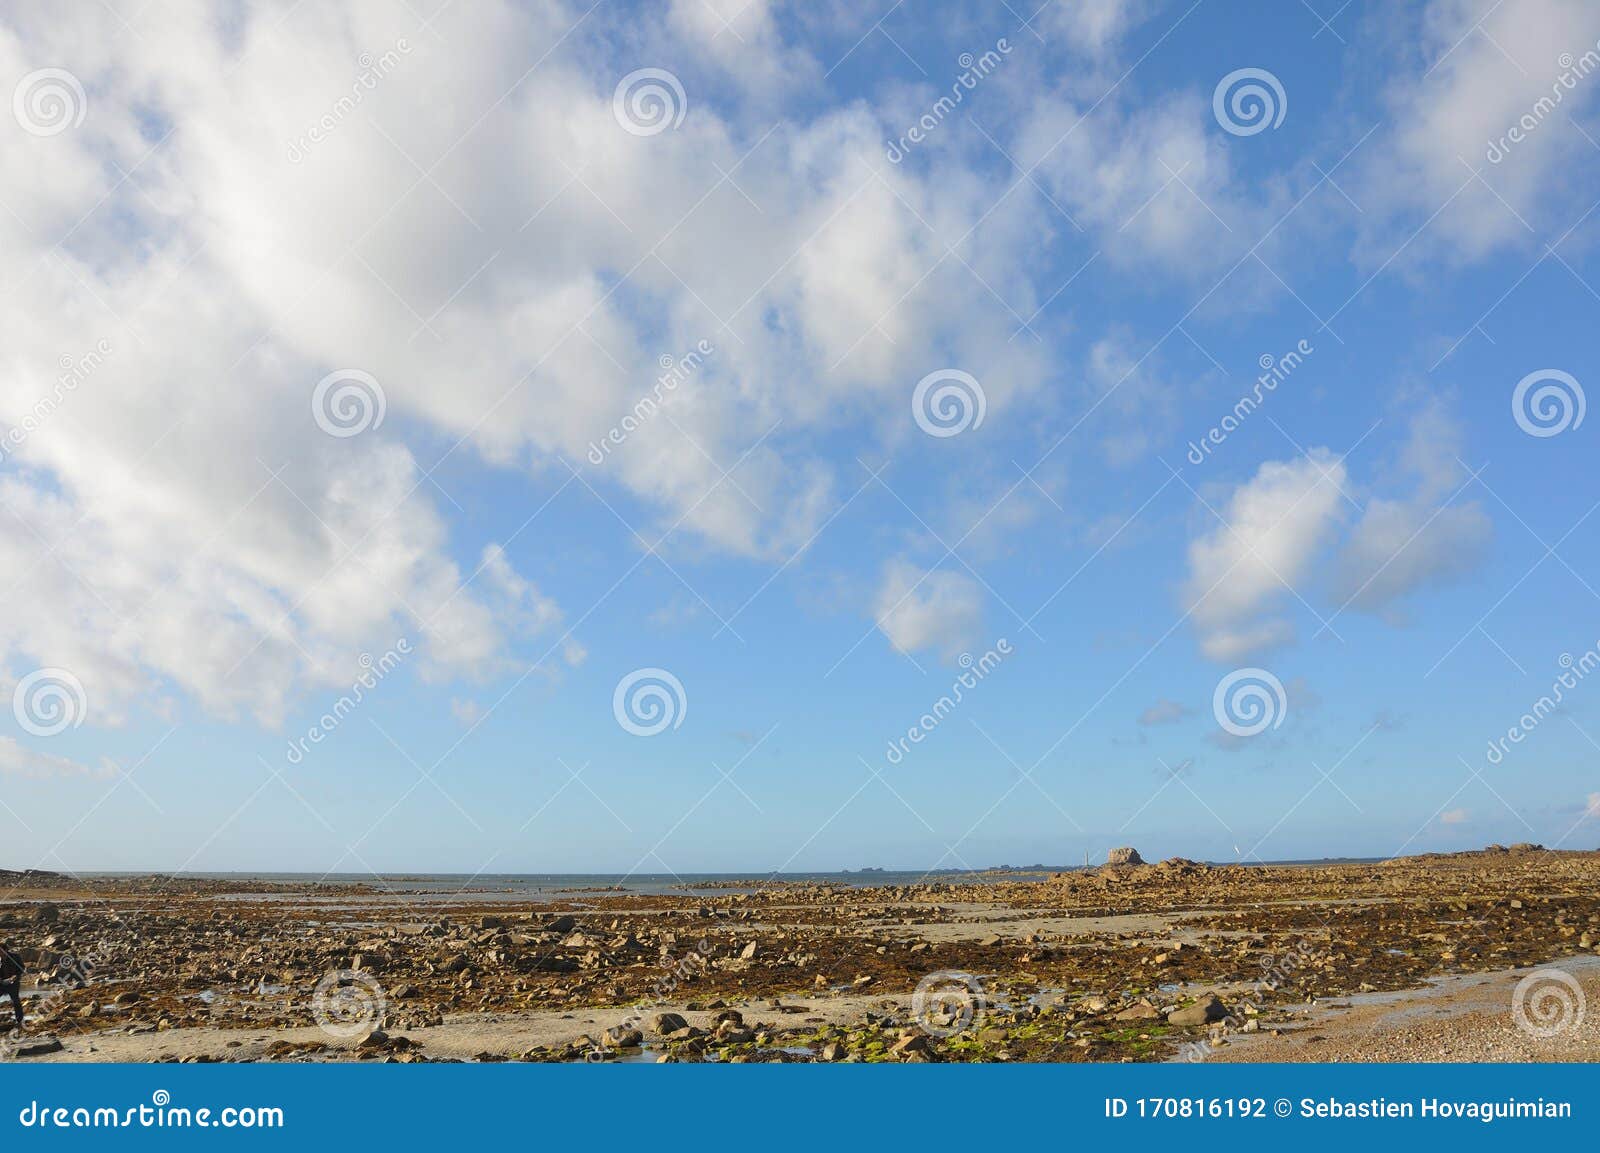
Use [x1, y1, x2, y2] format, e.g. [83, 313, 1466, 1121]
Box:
[1012, 87, 1255, 272]
[0, 0, 1059, 729]
[1185, 398, 1491, 660]
[1362, 0, 1600, 262]
[1040, 0, 1156, 56]
[1184, 450, 1348, 662]
[1332, 398, 1490, 618]
[874, 560, 984, 659]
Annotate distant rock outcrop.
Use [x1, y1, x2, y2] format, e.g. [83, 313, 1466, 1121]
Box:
[1105, 846, 1144, 866]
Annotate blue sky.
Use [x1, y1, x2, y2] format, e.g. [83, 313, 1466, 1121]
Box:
[1, 0, 1598, 874]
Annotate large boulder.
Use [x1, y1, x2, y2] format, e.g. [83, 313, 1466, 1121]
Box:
[649, 1011, 688, 1035]
[1105, 846, 1144, 866]
[1168, 994, 1228, 1027]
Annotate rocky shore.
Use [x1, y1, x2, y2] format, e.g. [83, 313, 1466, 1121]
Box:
[3, 846, 1597, 1064]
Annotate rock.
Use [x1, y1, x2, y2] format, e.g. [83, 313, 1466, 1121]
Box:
[889, 1033, 931, 1056]
[979, 935, 1002, 947]
[1106, 847, 1144, 866]
[739, 942, 757, 960]
[10, 1037, 64, 1057]
[1113, 999, 1161, 1021]
[820, 1041, 848, 1061]
[605, 1026, 644, 1047]
[649, 1012, 688, 1034]
[1167, 994, 1228, 1027]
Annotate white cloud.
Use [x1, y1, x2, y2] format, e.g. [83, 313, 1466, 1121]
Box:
[1185, 450, 1348, 661]
[1084, 333, 1180, 466]
[1040, 0, 1155, 56]
[1332, 399, 1490, 618]
[666, 0, 818, 99]
[1362, 0, 1600, 263]
[0, 735, 117, 779]
[1138, 698, 1189, 725]
[874, 560, 984, 659]
[1013, 88, 1251, 271]
[1440, 807, 1470, 825]
[0, 0, 1059, 728]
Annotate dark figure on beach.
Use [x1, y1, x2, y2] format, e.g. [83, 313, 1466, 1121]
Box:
[0, 941, 23, 1031]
